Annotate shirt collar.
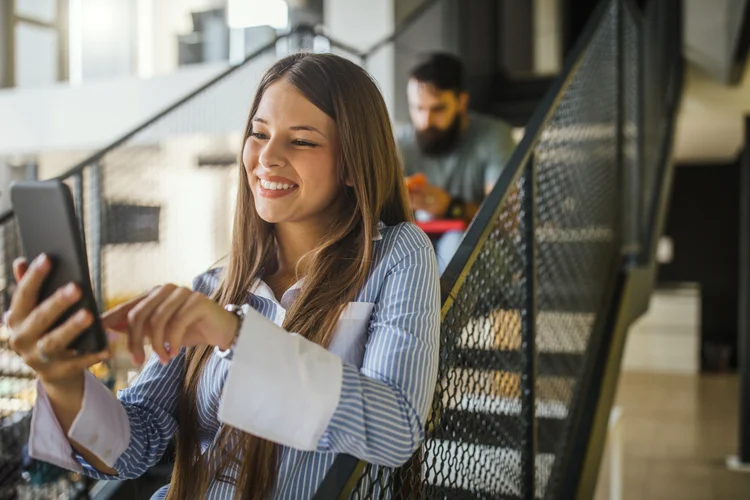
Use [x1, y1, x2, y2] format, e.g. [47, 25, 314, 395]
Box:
[250, 221, 385, 303]
[373, 220, 385, 241]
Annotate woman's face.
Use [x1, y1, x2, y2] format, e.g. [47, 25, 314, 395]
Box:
[243, 79, 342, 227]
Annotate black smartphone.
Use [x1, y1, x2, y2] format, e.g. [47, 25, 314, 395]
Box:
[10, 180, 107, 354]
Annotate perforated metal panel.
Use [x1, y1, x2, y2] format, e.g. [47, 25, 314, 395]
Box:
[534, 3, 619, 497]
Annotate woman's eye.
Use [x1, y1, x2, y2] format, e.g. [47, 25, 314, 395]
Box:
[293, 140, 317, 147]
[251, 132, 268, 140]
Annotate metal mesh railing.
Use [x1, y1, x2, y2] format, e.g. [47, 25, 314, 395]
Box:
[0, 0, 682, 498]
[319, 0, 683, 499]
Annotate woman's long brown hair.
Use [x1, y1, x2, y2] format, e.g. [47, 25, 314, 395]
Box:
[164, 53, 412, 500]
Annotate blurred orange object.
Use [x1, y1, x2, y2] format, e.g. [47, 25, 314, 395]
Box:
[405, 173, 428, 191]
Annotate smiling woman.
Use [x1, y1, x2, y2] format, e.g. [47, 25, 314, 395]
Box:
[245, 82, 340, 224]
[7, 53, 441, 500]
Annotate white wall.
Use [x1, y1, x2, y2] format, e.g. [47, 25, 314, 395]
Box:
[683, 0, 748, 84]
[676, 0, 750, 163]
[622, 286, 701, 374]
[0, 61, 231, 156]
[323, 0, 394, 113]
[533, 0, 561, 75]
[15, 23, 59, 87]
[78, 0, 134, 81]
[674, 62, 750, 163]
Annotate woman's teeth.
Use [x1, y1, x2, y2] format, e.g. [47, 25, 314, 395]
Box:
[260, 179, 296, 190]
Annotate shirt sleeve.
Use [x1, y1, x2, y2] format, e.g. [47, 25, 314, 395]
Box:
[97, 352, 184, 480]
[316, 237, 441, 467]
[218, 309, 344, 451]
[27, 351, 185, 481]
[28, 370, 127, 473]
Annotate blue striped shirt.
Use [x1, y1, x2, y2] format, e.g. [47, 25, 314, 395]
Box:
[76, 222, 440, 499]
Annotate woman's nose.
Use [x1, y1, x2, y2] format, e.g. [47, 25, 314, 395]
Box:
[259, 138, 286, 168]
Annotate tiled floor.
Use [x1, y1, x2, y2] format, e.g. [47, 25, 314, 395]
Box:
[609, 372, 750, 500]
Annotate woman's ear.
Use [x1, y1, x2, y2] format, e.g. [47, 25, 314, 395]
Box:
[342, 164, 354, 187]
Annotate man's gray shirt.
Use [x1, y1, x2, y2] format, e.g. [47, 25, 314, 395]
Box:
[397, 112, 516, 205]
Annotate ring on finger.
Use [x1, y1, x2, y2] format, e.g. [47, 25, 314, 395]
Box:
[37, 338, 51, 364]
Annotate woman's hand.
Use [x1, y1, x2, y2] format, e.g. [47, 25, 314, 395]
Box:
[102, 285, 239, 365]
[6, 255, 110, 390]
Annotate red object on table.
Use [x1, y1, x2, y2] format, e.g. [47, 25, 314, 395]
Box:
[416, 219, 468, 235]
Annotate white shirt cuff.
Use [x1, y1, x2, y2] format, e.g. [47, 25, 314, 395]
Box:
[67, 371, 131, 468]
[218, 307, 343, 451]
[29, 381, 83, 472]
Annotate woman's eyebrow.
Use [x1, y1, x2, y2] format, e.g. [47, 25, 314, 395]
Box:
[289, 125, 326, 138]
[253, 117, 326, 138]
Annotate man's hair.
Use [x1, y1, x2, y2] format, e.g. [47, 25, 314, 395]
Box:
[409, 52, 466, 93]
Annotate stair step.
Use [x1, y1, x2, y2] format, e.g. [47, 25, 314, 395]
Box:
[434, 409, 565, 454]
[424, 484, 522, 499]
[422, 442, 554, 499]
[451, 348, 583, 377]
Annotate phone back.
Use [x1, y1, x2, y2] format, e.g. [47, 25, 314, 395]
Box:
[10, 180, 106, 353]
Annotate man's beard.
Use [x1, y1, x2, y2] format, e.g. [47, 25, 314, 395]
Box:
[415, 115, 462, 158]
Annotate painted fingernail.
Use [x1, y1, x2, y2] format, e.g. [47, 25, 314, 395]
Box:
[34, 254, 48, 268]
[64, 283, 79, 299]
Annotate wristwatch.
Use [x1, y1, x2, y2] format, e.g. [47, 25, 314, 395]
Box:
[214, 304, 249, 360]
